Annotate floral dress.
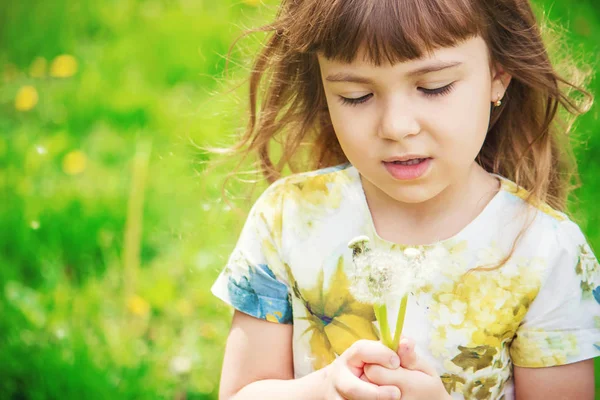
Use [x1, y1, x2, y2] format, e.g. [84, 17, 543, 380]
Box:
[211, 163, 600, 399]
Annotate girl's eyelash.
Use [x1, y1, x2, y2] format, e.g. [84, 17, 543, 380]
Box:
[338, 83, 455, 106]
[338, 94, 372, 106]
[419, 83, 455, 97]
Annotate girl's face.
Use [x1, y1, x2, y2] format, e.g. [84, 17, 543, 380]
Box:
[318, 36, 509, 205]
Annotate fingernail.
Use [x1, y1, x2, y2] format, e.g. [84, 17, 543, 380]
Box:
[400, 338, 410, 352]
[390, 355, 400, 368]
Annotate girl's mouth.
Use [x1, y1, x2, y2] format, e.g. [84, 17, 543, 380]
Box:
[390, 158, 427, 166]
[383, 158, 432, 180]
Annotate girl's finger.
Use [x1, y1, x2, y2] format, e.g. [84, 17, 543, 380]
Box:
[336, 363, 400, 400]
[343, 339, 401, 373]
[364, 363, 411, 387]
[398, 337, 437, 376]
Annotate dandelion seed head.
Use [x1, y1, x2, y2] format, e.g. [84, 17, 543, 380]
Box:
[348, 235, 371, 258]
[170, 355, 192, 375]
[403, 247, 422, 259]
[348, 237, 446, 305]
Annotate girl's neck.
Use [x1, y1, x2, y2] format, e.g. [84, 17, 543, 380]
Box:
[361, 163, 500, 246]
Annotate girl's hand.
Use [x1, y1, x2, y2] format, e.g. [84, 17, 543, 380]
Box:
[363, 338, 451, 400]
[324, 339, 403, 400]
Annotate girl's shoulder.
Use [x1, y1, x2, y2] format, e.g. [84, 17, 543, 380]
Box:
[496, 175, 568, 222]
[256, 162, 358, 207]
[271, 162, 355, 188]
[493, 175, 593, 257]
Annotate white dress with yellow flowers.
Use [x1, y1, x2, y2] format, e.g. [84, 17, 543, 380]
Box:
[211, 163, 600, 400]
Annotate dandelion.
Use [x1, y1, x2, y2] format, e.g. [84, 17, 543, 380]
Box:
[348, 237, 442, 351]
[348, 235, 370, 258]
[170, 355, 192, 375]
[50, 54, 78, 78]
[55, 327, 67, 340]
[62, 150, 87, 175]
[29, 57, 47, 78]
[175, 299, 193, 317]
[127, 295, 150, 316]
[3, 63, 19, 83]
[15, 85, 39, 111]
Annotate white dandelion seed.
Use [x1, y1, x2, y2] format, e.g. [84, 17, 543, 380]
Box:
[347, 236, 446, 350]
[170, 355, 192, 375]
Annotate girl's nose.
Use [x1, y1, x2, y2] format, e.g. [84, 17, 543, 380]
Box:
[378, 104, 421, 141]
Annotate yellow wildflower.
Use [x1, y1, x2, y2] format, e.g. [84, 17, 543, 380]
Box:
[29, 57, 47, 78]
[175, 299, 193, 317]
[50, 54, 78, 78]
[127, 295, 150, 316]
[3, 63, 19, 82]
[62, 150, 87, 175]
[15, 86, 39, 111]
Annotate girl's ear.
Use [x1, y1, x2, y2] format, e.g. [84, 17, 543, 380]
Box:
[491, 63, 512, 103]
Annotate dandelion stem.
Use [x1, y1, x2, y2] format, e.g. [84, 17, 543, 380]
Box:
[392, 295, 408, 352]
[123, 138, 152, 299]
[374, 303, 393, 349]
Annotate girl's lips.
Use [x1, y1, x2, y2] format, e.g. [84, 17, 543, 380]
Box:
[383, 158, 432, 180]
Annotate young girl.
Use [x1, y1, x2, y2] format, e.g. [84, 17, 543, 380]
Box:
[210, 0, 600, 398]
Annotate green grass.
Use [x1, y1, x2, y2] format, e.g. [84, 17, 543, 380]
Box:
[0, 0, 599, 398]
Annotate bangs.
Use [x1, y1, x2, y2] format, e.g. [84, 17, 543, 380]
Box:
[292, 0, 483, 65]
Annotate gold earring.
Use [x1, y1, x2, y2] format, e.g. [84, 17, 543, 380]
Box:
[494, 93, 502, 107]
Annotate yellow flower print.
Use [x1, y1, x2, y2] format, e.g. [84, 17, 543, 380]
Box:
[270, 170, 349, 209]
[499, 179, 566, 221]
[451, 345, 498, 373]
[267, 171, 352, 239]
[286, 257, 379, 370]
[575, 242, 600, 297]
[425, 247, 544, 397]
[266, 311, 283, 323]
[462, 375, 501, 400]
[441, 373, 466, 393]
[510, 329, 579, 367]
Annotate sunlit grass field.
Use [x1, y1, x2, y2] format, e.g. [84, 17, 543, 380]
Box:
[1, 0, 599, 398]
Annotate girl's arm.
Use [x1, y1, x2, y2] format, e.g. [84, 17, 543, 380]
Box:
[219, 310, 403, 400]
[513, 359, 595, 399]
[218, 310, 328, 400]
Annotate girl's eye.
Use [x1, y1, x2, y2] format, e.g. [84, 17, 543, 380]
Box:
[338, 93, 373, 106]
[419, 83, 455, 97]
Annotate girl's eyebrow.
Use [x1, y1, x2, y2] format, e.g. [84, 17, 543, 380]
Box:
[325, 61, 463, 84]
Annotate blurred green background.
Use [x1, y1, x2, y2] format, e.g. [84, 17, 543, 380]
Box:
[1, 0, 599, 398]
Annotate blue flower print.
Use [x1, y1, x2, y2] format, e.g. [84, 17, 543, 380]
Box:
[593, 286, 600, 305]
[227, 263, 292, 323]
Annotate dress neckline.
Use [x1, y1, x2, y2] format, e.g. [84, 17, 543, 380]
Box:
[347, 165, 507, 249]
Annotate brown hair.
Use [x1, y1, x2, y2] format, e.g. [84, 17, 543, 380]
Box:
[218, 0, 592, 213]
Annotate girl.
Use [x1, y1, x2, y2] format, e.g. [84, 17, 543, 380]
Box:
[211, 0, 600, 399]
